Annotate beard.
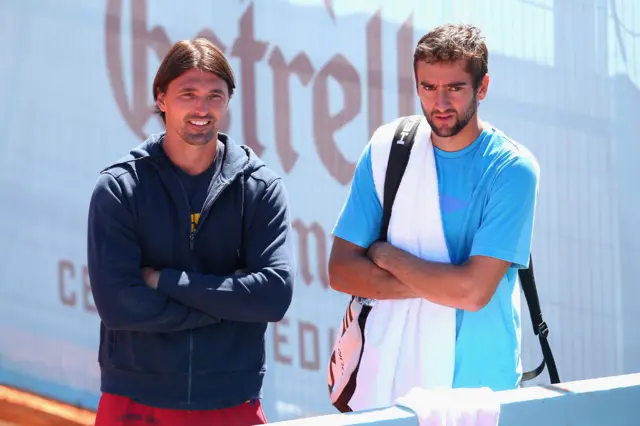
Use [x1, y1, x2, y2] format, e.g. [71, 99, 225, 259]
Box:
[179, 116, 218, 146]
[423, 92, 477, 138]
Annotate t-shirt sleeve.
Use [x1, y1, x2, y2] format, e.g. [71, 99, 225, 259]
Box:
[470, 155, 540, 269]
[331, 144, 383, 249]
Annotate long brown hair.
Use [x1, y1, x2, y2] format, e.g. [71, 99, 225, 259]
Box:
[152, 38, 236, 123]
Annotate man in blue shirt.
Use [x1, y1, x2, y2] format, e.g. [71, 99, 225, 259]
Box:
[329, 24, 539, 392]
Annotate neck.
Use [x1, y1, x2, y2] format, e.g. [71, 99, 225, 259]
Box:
[431, 115, 487, 152]
[162, 129, 218, 175]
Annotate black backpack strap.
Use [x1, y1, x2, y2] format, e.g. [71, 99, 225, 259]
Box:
[520, 254, 561, 384]
[379, 116, 421, 241]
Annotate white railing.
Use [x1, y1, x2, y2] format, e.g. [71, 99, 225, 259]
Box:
[271, 373, 640, 425]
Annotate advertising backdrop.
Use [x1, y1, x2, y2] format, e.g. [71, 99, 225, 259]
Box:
[0, 0, 639, 421]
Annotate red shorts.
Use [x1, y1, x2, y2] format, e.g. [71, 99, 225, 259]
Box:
[95, 393, 268, 426]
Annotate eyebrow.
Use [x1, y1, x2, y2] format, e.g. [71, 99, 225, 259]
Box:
[178, 87, 226, 95]
[420, 81, 469, 88]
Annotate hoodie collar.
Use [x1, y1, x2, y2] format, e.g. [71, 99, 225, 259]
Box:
[104, 131, 262, 181]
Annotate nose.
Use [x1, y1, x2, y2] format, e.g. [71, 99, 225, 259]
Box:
[193, 96, 209, 115]
[434, 88, 451, 112]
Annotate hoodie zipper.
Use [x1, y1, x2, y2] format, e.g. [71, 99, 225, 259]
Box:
[154, 147, 245, 405]
[172, 176, 196, 405]
[188, 153, 242, 251]
[171, 165, 240, 406]
[170, 162, 231, 251]
[189, 186, 227, 250]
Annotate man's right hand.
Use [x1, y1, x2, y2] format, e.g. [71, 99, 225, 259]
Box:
[142, 267, 161, 290]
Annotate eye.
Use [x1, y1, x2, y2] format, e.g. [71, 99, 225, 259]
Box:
[449, 86, 461, 92]
[181, 93, 194, 98]
[421, 84, 435, 91]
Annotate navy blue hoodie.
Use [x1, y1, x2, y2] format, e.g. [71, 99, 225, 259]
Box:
[87, 132, 295, 410]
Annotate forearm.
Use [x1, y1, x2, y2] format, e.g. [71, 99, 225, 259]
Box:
[157, 267, 293, 323]
[329, 252, 418, 300]
[90, 276, 221, 332]
[379, 248, 475, 309]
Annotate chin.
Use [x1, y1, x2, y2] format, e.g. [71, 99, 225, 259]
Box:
[189, 141, 211, 146]
[433, 128, 457, 138]
[182, 131, 216, 146]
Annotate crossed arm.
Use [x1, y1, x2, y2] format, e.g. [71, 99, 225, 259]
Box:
[329, 238, 510, 311]
[88, 172, 294, 333]
[147, 178, 295, 324]
[328, 142, 539, 311]
[88, 172, 219, 332]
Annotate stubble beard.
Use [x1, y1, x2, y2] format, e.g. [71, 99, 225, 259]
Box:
[423, 92, 478, 138]
[180, 117, 218, 146]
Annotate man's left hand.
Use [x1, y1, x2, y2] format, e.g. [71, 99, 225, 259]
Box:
[142, 267, 160, 290]
[367, 241, 396, 269]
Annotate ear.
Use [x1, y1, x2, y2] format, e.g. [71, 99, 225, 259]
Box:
[156, 93, 167, 112]
[476, 74, 490, 101]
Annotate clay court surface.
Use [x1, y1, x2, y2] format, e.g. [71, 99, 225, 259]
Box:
[0, 386, 95, 426]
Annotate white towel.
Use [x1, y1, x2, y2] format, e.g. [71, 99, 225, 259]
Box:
[395, 387, 501, 426]
[348, 116, 458, 411]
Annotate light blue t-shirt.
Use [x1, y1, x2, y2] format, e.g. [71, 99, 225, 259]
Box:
[331, 126, 540, 391]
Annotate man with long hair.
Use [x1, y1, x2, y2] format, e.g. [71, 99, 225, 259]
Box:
[87, 38, 295, 425]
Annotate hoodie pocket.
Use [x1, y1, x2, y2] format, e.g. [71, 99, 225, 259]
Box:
[109, 330, 190, 374]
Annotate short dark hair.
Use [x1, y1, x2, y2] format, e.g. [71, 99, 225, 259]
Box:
[413, 24, 488, 89]
[152, 38, 236, 123]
